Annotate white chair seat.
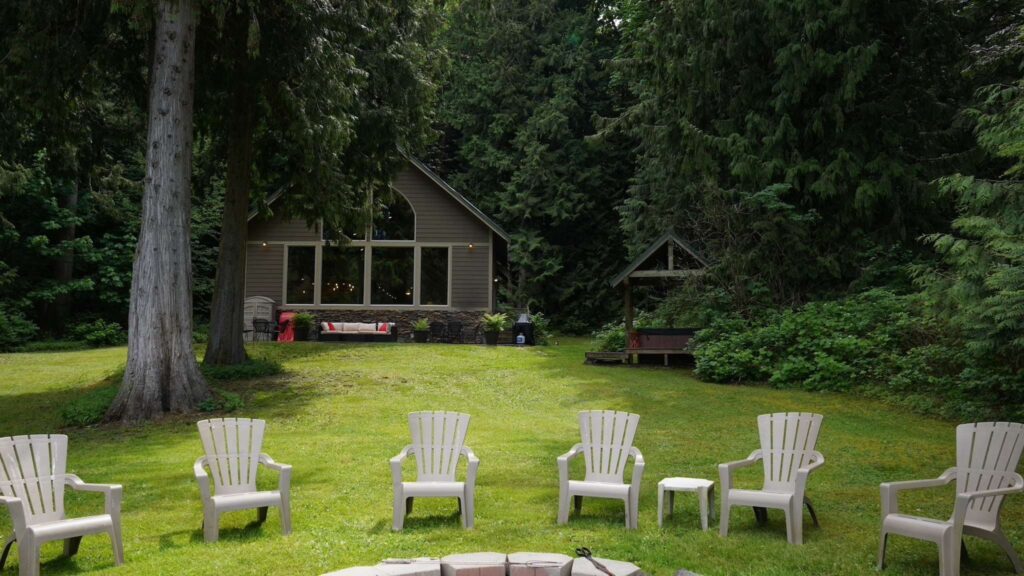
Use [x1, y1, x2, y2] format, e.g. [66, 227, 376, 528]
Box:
[403, 482, 465, 498]
[27, 515, 113, 542]
[728, 489, 794, 508]
[882, 514, 952, 543]
[567, 481, 630, 499]
[210, 490, 282, 512]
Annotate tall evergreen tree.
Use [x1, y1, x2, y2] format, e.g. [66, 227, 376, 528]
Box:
[612, 0, 973, 306]
[435, 0, 633, 330]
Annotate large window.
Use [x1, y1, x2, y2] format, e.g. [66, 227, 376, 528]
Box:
[321, 246, 364, 304]
[372, 191, 415, 240]
[371, 247, 414, 305]
[420, 247, 449, 306]
[286, 246, 315, 304]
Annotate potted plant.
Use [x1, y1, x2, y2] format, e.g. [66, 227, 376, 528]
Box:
[481, 312, 509, 346]
[412, 318, 430, 343]
[292, 313, 315, 341]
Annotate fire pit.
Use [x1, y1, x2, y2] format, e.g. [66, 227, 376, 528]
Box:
[322, 552, 643, 576]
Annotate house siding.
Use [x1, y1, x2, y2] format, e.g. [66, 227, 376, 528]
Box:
[249, 213, 320, 242]
[393, 166, 491, 243]
[451, 246, 490, 309]
[245, 244, 283, 301]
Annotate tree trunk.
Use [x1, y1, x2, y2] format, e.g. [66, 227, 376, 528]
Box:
[108, 0, 209, 423]
[204, 3, 256, 366]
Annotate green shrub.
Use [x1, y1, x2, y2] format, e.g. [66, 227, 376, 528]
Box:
[292, 313, 315, 329]
[591, 311, 655, 352]
[61, 386, 119, 427]
[0, 304, 38, 351]
[412, 318, 430, 332]
[482, 312, 510, 332]
[15, 340, 88, 353]
[201, 358, 283, 381]
[530, 312, 551, 345]
[69, 319, 126, 347]
[193, 323, 210, 344]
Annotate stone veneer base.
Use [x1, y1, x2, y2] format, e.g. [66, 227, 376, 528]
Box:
[280, 309, 488, 343]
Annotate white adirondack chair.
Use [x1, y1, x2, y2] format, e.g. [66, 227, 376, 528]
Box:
[194, 418, 292, 543]
[557, 410, 644, 529]
[719, 412, 825, 545]
[0, 434, 123, 576]
[878, 421, 1024, 576]
[391, 411, 479, 531]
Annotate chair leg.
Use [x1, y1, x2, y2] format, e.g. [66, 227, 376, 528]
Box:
[19, 535, 39, 576]
[458, 496, 468, 528]
[393, 491, 406, 531]
[464, 488, 475, 529]
[557, 486, 570, 525]
[877, 532, 888, 571]
[790, 501, 804, 545]
[204, 509, 220, 543]
[719, 498, 731, 537]
[960, 540, 970, 564]
[985, 529, 1024, 573]
[257, 506, 269, 524]
[804, 496, 820, 528]
[407, 497, 414, 515]
[64, 536, 82, 557]
[1, 536, 14, 571]
[110, 523, 125, 566]
[574, 495, 583, 516]
[783, 506, 795, 545]
[668, 491, 675, 517]
[754, 506, 768, 525]
[280, 499, 292, 536]
[623, 498, 632, 529]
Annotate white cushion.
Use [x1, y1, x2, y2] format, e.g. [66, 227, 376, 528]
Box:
[358, 323, 378, 333]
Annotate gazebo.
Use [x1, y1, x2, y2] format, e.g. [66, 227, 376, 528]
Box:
[588, 231, 708, 365]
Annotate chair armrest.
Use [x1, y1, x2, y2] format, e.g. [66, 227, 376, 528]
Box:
[880, 467, 956, 516]
[795, 451, 825, 497]
[958, 471, 1024, 503]
[462, 446, 480, 489]
[629, 447, 645, 487]
[391, 444, 414, 486]
[194, 456, 212, 501]
[259, 454, 293, 494]
[0, 496, 27, 535]
[718, 450, 763, 490]
[66, 474, 123, 517]
[558, 443, 584, 486]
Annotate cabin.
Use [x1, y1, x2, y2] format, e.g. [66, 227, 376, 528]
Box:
[244, 156, 509, 332]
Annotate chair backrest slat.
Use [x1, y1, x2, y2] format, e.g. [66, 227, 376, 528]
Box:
[579, 410, 639, 484]
[956, 422, 1024, 526]
[409, 411, 470, 481]
[757, 412, 823, 492]
[198, 418, 266, 495]
[0, 434, 67, 525]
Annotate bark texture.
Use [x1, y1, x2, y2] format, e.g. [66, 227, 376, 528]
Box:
[108, 0, 209, 423]
[204, 3, 255, 366]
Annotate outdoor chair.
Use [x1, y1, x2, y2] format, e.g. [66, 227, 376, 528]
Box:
[878, 421, 1024, 576]
[558, 410, 644, 529]
[252, 318, 277, 342]
[0, 434, 123, 576]
[719, 412, 825, 545]
[429, 322, 448, 343]
[194, 418, 292, 543]
[447, 322, 464, 344]
[391, 411, 479, 531]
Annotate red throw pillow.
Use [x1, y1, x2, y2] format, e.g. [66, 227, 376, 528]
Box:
[378, 323, 389, 333]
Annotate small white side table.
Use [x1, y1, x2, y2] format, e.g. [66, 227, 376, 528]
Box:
[658, 477, 715, 530]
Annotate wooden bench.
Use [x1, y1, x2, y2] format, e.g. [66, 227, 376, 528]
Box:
[626, 328, 695, 366]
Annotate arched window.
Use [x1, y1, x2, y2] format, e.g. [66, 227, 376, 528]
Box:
[372, 190, 415, 240]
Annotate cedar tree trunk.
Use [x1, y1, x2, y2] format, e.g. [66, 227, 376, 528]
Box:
[204, 4, 255, 366]
[108, 0, 209, 422]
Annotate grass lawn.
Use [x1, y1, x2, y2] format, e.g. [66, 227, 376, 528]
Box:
[0, 338, 1021, 576]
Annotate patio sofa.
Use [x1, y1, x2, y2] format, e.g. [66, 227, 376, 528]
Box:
[318, 321, 399, 342]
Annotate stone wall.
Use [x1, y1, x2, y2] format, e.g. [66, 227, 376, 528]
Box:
[281, 308, 488, 342]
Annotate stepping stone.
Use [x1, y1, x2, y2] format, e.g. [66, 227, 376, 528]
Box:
[508, 553, 573, 576]
[571, 557, 643, 576]
[378, 559, 442, 576]
[441, 552, 508, 576]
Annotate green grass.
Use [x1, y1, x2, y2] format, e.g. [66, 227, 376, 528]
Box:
[0, 339, 1021, 575]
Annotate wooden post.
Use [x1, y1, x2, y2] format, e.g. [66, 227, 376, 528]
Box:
[624, 278, 634, 364]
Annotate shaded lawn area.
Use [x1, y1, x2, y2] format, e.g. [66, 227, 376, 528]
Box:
[0, 339, 1021, 576]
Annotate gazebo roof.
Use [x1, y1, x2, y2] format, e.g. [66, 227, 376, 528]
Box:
[609, 230, 708, 287]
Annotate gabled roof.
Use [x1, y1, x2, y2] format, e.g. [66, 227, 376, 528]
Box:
[609, 230, 709, 287]
[247, 154, 510, 242]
